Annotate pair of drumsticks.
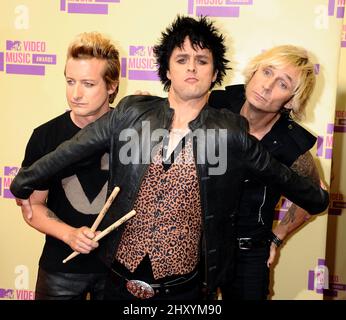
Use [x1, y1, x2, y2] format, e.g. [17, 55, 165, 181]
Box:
[63, 186, 136, 263]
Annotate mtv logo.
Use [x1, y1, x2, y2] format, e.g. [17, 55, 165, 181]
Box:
[0, 288, 14, 299]
[129, 46, 146, 56]
[315, 265, 329, 290]
[6, 40, 22, 51]
[4, 166, 19, 176]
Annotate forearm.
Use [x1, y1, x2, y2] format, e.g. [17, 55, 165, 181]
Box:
[244, 137, 328, 214]
[273, 204, 311, 240]
[23, 203, 75, 245]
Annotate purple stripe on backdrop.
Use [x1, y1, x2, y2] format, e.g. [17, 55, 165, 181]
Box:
[68, 3, 108, 14]
[316, 136, 323, 157]
[330, 283, 346, 291]
[333, 200, 346, 208]
[0, 52, 4, 71]
[325, 148, 333, 159]
[342, 41, 346, 47]
[226, 0, 253, 4]
[337, 6, 345, 18]
[308, 270, 315, 290]
[327, 123, 334, 134]
[328, 208, 341, 215]
[323, 289, 338, 297]
[316, 287, 323, 294]
[32, 54, 57, 65]
[95, 0, 120, 2]
[60, 0, 66, 11]
[196, 6, 239, 17]
[128, 70, 159, 81]
[328, 0, 335, 16]
[188, 0, 194, 14]
[3, 189, 15, 199]
[121, 58, 127, 77]
[6, 64, 45, 75]
[334, 125, 346, 132]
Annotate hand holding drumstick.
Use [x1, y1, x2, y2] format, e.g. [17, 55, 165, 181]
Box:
[63, 209, 136, 263]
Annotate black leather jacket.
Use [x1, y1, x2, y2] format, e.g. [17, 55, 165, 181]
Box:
[10, 95, 329, 293]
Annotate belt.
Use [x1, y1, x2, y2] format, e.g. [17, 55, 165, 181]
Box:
[237, 237, 271, 250]
[110, 266, 199, 299]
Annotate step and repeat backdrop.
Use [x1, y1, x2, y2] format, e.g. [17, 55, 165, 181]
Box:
[0, 0, 344, 300]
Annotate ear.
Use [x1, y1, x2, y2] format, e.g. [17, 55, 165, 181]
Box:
[283, 97, 294, 111]
[166, 69, 171, 80]
[108, 81, 118, 95]
[212, 70, 218, 83]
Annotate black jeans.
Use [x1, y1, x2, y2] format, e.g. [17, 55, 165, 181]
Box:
[222, 246, 270, 300]
[35, 267, 107, 300]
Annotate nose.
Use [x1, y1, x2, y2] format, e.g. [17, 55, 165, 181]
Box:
[72, 83, 82, 100]
[262, 78, 274, 91]
[187, 60, 196, 73]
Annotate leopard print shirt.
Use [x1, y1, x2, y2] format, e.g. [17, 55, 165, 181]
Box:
[116, 139, 202, 280]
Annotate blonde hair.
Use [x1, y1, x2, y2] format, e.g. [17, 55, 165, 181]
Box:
[65, 32, 120, 103]
[243, 45, 316, 120]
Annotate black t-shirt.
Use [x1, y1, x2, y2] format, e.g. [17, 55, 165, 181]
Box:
[22, 111, 109, 273]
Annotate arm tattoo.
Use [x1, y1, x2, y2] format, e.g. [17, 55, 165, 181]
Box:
[46, 208, 62, 222]
[290, 151, 320, 185]
[280, 203, 298, 225]
[280, 152, 319, 225]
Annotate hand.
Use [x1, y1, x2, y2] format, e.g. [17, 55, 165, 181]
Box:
[320, 179, 327, 190]
[16, 198, 33, 220]
[267, 242, 277, 267]
[64, 226, 99, 254]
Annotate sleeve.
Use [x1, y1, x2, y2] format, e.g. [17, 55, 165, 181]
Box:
[234, 130, 329, 215]
[10, 109, 116, 199]
[22, 129, 47, 167]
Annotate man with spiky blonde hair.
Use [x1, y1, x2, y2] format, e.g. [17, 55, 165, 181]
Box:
[18, 32, 120, 300]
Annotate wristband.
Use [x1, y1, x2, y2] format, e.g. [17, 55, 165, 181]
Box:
[271, 232, 283, 247]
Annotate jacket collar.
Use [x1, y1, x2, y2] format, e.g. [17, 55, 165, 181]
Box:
[162, 98, 209, 131]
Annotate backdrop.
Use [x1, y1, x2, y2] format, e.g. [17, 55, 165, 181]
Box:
[0, 0, 344, 300]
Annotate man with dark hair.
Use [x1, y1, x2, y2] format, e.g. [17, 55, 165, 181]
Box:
[11, 16, 328, 300]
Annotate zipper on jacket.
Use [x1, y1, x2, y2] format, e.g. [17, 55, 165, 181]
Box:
[192, 135, 209, 293]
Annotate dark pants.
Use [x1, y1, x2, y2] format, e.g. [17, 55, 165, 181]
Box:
[222, 246, 270, 300]
[35, 267, 107, 300]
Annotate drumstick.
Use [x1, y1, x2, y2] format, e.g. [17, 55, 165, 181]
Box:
[90, 186, 120, 232]
[62, 186, 119, 263]
[63, 209, 136, 263]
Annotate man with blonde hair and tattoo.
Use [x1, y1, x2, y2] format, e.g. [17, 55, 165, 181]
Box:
[18, 32, 120, 299]
[209, 45, 321, 300]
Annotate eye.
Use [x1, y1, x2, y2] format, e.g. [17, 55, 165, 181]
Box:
[263, 68, 271, 76]
[197, 59, 208, 65]
[278, 81, 288, 90]
[176, 58, 186, 64]
[66, 79, 74, 85]
[84, 82, 95, 87]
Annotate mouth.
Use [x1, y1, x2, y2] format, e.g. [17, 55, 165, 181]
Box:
[253, 91, 267, 102]
[71, 102, 86, 107]
[185, 77, 198, 83]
